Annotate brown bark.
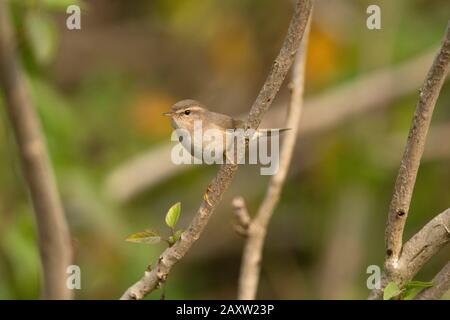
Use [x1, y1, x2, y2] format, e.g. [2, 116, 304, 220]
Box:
[368, 21, 450, 300]
[0, 0, 72, 299]
[385, 21, 450, 265]
[415, 262, 450, 300]
[236, 16, 311, 300]
[120, 0, 313, 300]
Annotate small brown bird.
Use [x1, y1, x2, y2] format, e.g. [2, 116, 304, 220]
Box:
[163, 99, 289, 162]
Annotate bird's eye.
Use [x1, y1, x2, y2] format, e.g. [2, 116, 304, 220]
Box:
[184, 110, 191, 115]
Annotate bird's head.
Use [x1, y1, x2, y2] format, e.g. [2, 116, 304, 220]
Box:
[163, 99, 207, 130]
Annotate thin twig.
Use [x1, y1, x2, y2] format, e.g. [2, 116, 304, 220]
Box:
[0, 0, 72, 299]
[414, 262, 450, 300]
[385, 21, 450, 265]
[236, 16, 311, 300]
[120, 0, 313, 300]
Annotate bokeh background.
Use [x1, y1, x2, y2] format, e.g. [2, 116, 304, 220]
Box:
[0, 0, 449, 299]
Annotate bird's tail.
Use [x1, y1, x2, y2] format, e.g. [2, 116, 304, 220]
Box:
[254, 128, 291, 138]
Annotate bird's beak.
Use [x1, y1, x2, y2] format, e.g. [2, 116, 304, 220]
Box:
[162, 111, 174, 117]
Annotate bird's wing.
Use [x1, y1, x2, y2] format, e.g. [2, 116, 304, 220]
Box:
[258, 128, 291, 134]
[207, 112, 236, 129]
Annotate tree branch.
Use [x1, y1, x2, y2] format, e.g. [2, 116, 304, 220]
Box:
[120, 0, 313, 300]
[236, 16, 311, 300]
[385, 21, 450, 265]
[245, 1, 311, 130]
[399, 209, 450, 280]
[369, 20, 450, 300]
[0, 0, 72, 299]
[369, 208, 450, 299]
[415, 262, 450, 300]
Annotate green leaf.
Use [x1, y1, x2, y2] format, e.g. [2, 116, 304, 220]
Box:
[165, 202, 181, 228]
[173, 229, 183, 242]
[169, 229, 183, 245]
[125, 230, 161, 245]
[400, 281, 433, 300]
[402, 287, 422, 300]
[383, 282, 402, 300]
[404, 281, 433, 289]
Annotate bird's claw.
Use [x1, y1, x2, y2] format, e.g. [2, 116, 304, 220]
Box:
[203, 186, 214, 207]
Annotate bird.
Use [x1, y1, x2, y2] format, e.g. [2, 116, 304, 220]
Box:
[163, 99, 289, 164]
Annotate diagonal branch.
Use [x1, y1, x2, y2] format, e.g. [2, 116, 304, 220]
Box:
[385, 21, 450, 266]
[414, 261, 450, 300]
[399, 208, 450, 280]
[0, 0, 72, 299]
[120, 0, 313, 300]
[373, 208, 450, 299]
[369, 208, 450, 300]
[236, 15, 311, 300]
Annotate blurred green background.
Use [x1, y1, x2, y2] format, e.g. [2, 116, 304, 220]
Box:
[0, 0, 449, 299]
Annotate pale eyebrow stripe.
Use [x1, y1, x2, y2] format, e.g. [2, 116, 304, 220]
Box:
[176, 106, 202, 113]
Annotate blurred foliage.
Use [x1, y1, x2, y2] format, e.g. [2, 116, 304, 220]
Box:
[0, 0, 449, 299]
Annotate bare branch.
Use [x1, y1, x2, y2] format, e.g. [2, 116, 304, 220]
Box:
[368, 21, 450, 301]
[120, 0, 313, 300]
[245, 1, 311, 130]
[415, 262, 450, 300]
[0, 1, 72, 299]
[399, 209, 450, 281]
[237, 16, 311, 300]
[121, 164, 238, 300]
[369, 208, 450, 299]
[385, 21, 450, 265]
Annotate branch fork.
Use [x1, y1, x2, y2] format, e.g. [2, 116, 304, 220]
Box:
[370, 21, 450, 299]
[121, 0, 313, 300]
